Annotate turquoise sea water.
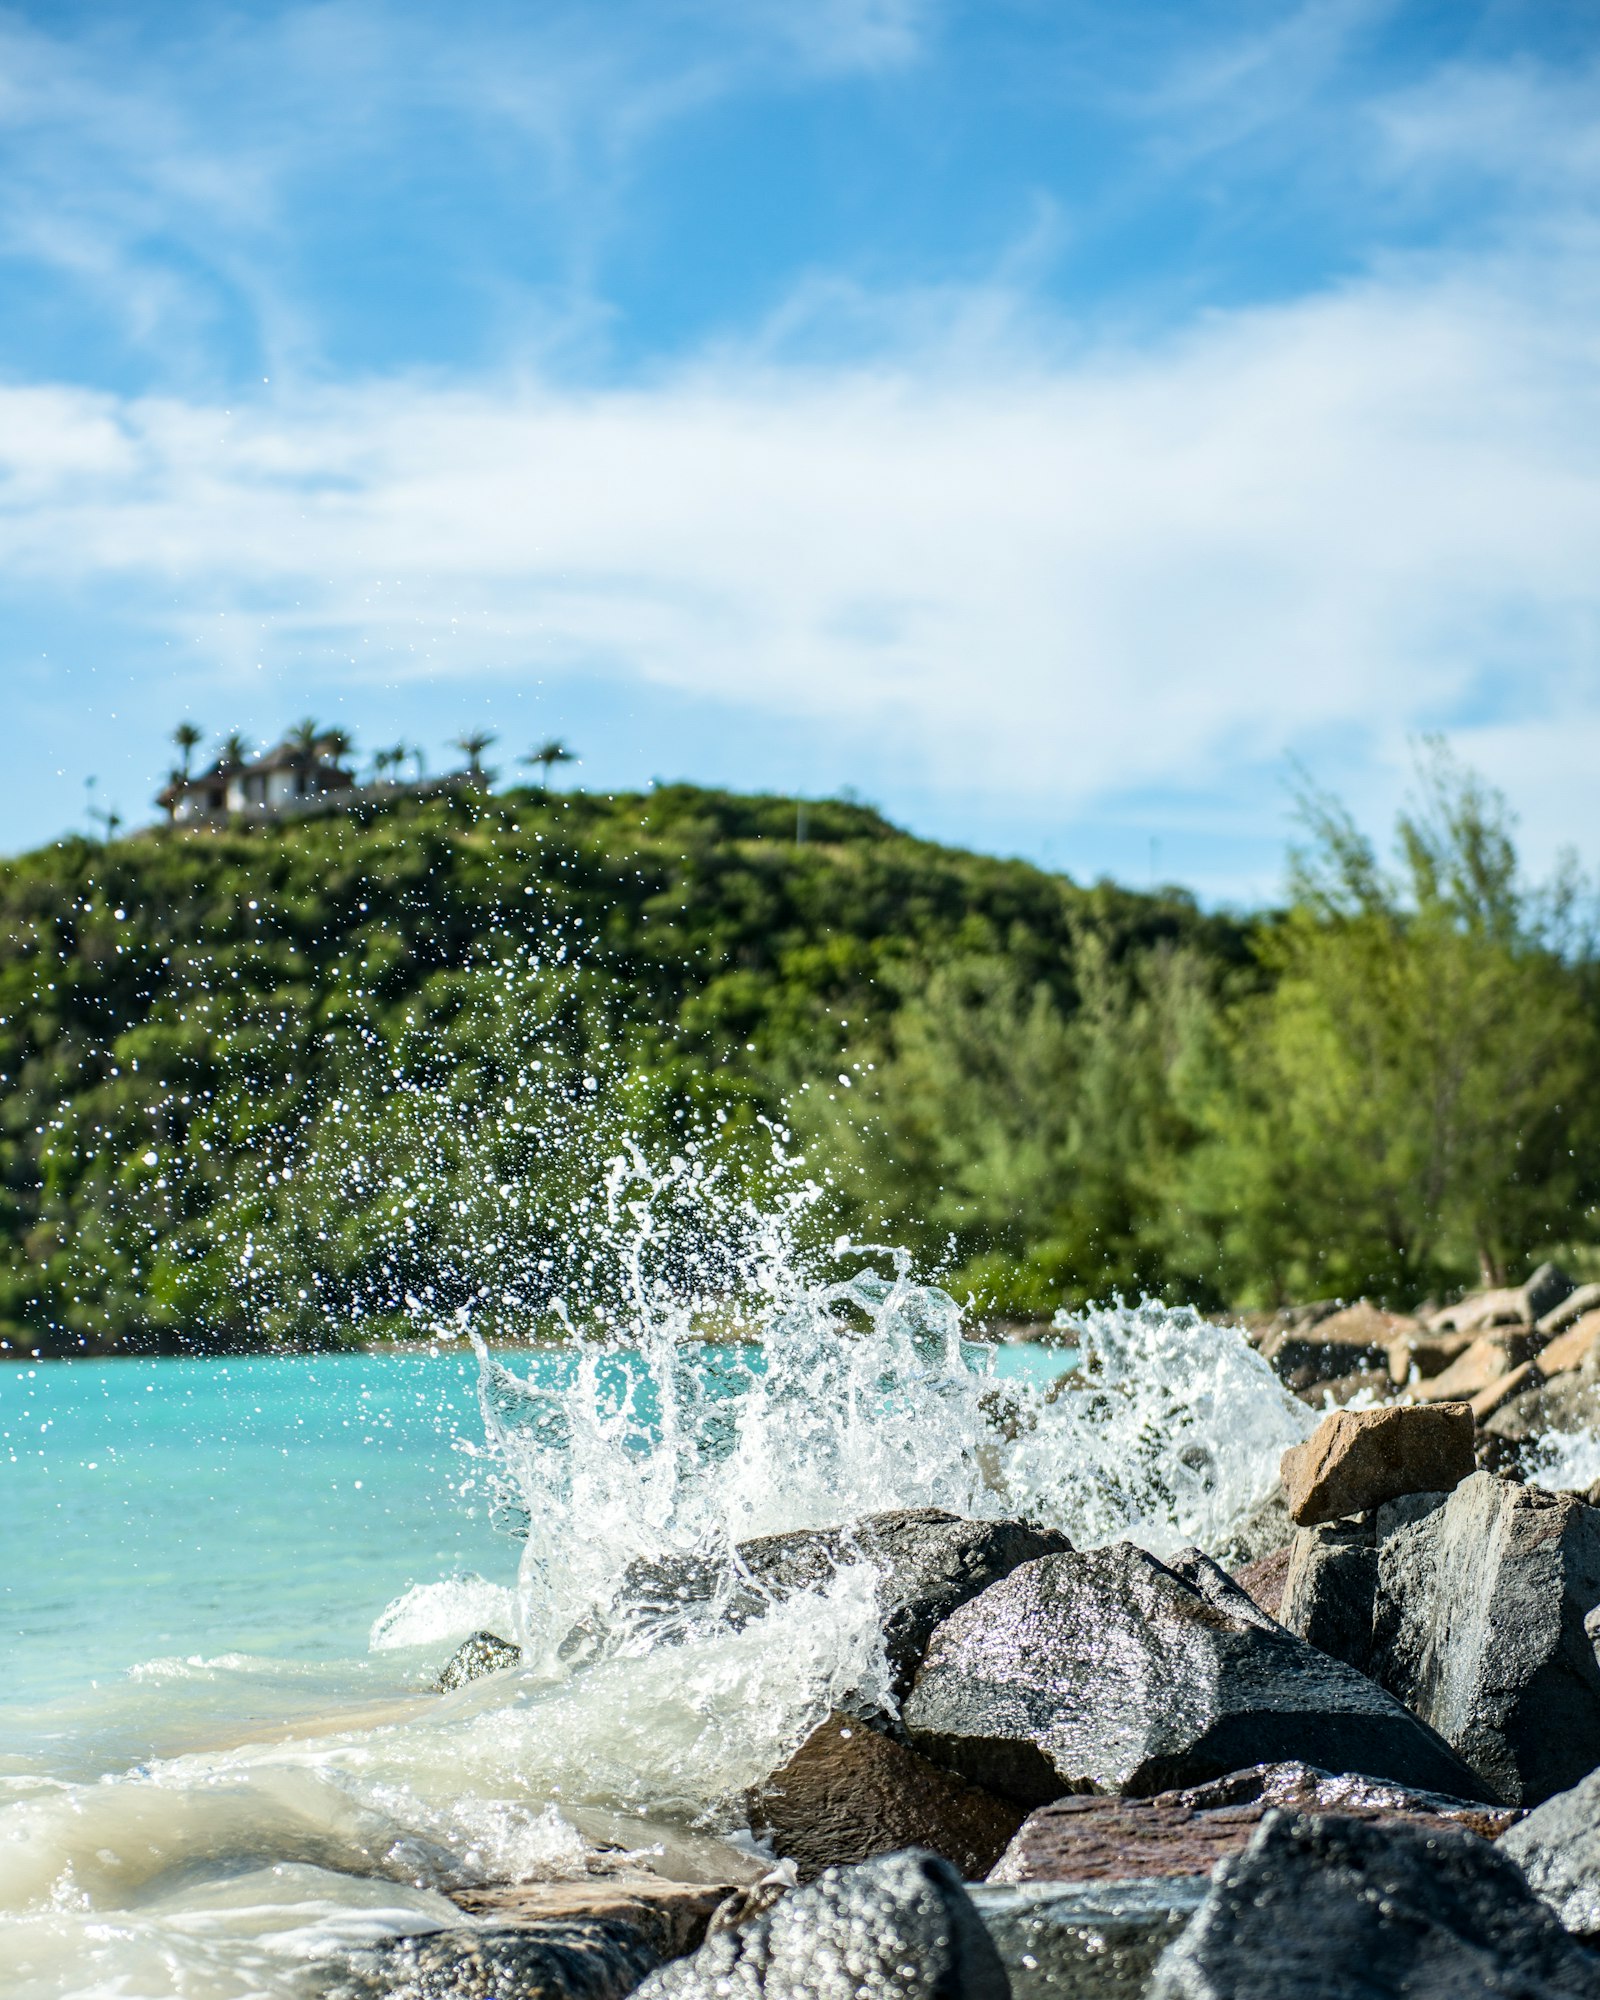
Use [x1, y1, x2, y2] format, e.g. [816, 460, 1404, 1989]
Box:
[1, 1342, 1074, 1724]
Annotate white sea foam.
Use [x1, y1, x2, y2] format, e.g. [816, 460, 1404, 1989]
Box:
[369, 1576, 518, 1652]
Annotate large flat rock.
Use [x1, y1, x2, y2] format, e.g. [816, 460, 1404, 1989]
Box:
[900, 1543, 1491, 1806]
[1148, 1809, 1599, 1998]
[987, 1761, 1516, 1884]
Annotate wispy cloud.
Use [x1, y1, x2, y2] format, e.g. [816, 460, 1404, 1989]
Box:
[4, 230, 1598, 873]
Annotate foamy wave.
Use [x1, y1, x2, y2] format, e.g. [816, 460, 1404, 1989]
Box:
[369, 1578, 517, 1653]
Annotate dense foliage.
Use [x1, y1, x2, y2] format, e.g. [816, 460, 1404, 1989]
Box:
[2, 763, 1596, 1354]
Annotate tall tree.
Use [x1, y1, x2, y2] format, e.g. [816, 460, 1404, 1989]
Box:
[453, 731, 498, 784]
[521, 738, 578, 791]
[171, 722, 204, 779]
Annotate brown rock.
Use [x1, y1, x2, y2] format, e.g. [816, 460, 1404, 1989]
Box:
[986, 1762, 1517, 1885]
[1260, 1306, 1398, 1393]
[1280, 1403, 1475, 1525]
[1298, 1367, 1397, 1410]
[1386, 1332, 1475, 1386]
[450, 1879, 735, 1959]
[749, 1712, 1023, 1882]
[1467, 1360, 1542, 1424]
[1538, 1282, 1600, 1336]
[1232, 1543, 1295, 1620]
[1415, 1331, 1542, 1403]
[1537, 1309, 1600, 1379]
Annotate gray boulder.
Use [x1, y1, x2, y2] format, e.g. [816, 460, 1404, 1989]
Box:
[1148, 1808, 1599, 1998]
[1500, 1766, 1600, 1938]
[575, 1509, 1071, 1696]
[970, 1878, 1207, 2000]
[1278, 1519, 1378, 1672]
[901, 1543, 1490, 1806]
[1369, 1474, 1600, 1805]
[632, 1849, 1008, 2000]
[434, 1631, 522, 1691]
[324, 1919, 663, 2000]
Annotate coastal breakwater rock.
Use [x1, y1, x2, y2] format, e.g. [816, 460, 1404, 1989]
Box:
[1370, 1475, 1600, 1806]
[988, 1761, 1517, 1884]
[1280, 1402, 1474, 1525]
[1277, 1473, 1600, 1805]
[434, 1631, 522, 1691]
[748, 1710, 1022, 1881]
[632, 1849, 1008, 2000]
[1501, 1766, 1600, 1939]
[570, 1509, 1071, 1697]
[900, 1542, 1490, 1805]
[1147, 1810, 1600, 1998]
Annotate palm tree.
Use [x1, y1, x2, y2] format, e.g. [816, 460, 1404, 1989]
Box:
[172, 721, 204, 779]
[287, 717, 322, 754]
[218, 731, 253, 772]
[372, 745, 401, 783]
[317, 726, 354, 769]
[521, 738, 578, 792]
[408, 742, 428, 780]
[453, 730, 498, 784]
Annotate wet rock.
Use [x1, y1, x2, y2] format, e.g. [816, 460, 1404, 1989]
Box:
[1298, 1366, 1396, 1410]
[1278, 1519, 1378, 1672]
[434, 1631, 522, 1692]
[1258, 1307, 1394, 1393]
[1535, 1310, 1600, 1378]
[988, 1760, 1516, 1885]
[1370, 1473, 1600, 1805]
[582, 1509, 1071, 1696]
[749, 1711, 1022, 1881]
[632, 1848, 1009, 2000]
[1500, 1766, 1600, 1938]
[1148, 1808, 1599, 1998]
[1280, 1402, 1474, 1525]
[1540, 1282, 1600, 1335]
[1211, 1485, 1294, 1569]
[1230, 1542, 1293, 1619]
[901, 1542, 1490, 1807]
[324, 1919, 664, 2000]
[449, 1880, 735, 1958]
[1416, 1329, 1543, 1402]
[1467, 1357, 1544, 1423]
[969, 1878, 1208, 2000]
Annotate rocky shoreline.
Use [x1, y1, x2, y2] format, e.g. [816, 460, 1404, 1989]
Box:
[319, 1268, 1600, 1998]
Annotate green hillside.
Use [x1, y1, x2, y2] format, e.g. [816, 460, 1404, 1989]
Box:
[2, 767, 1596, 1355]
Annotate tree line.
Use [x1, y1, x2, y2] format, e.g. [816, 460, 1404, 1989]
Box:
[1, 755, 1595, 1353]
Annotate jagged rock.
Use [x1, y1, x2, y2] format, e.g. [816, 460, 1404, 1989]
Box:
[1211, 1485, 1294, 1568]
[1147, 1809, 1599, 1998]
[1416, 1330, 1543, 1402]
[988, 1760, 1516, 1884]
[969, 1878, 1207, 2000]
[1278, 1520, 1378, 1672]
[1230, 1542, 1293, 1619]
[632, 1849, 1009, 2000]
[573, 1510, 1071, 1696]
[1483, 1372, 1600, 1445]
[1258, 1307, 1394, 1393]
[435, 1630, 522, 1691]
[1468, 1358, 1543, 1423]
[1430, 1262, 1575, 1334]
[1535, 1311, 1600, 1379]
[901, 1542, 1490, 1807]
[1500, 1765, 1600, 1938]
[1280, 1403, 1473, 1525]
[1298, 1366, 1396, 1410]
[449, 1880, 734, 1958]
[324, 1920, 664, 2000]
[748, 1712, 1022, 1881]
[1386, 1329, 1474, 1385]
[1539, 1283, 1600, 1337]
[1370, 1473, 1600, 1805]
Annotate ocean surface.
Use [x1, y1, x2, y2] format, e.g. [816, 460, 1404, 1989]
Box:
[0, 1287, 1456, 2000]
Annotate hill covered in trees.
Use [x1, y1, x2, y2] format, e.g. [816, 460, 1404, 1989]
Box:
[2, 765, 1596, 1354]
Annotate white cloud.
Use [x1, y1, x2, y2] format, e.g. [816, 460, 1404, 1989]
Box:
[3, 241, 1598, 867]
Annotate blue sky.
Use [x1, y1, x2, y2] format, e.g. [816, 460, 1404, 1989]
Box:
[2, 0, 1598, 897]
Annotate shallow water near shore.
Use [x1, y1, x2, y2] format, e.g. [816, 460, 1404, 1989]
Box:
[0, 1283, 1320, 2000]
